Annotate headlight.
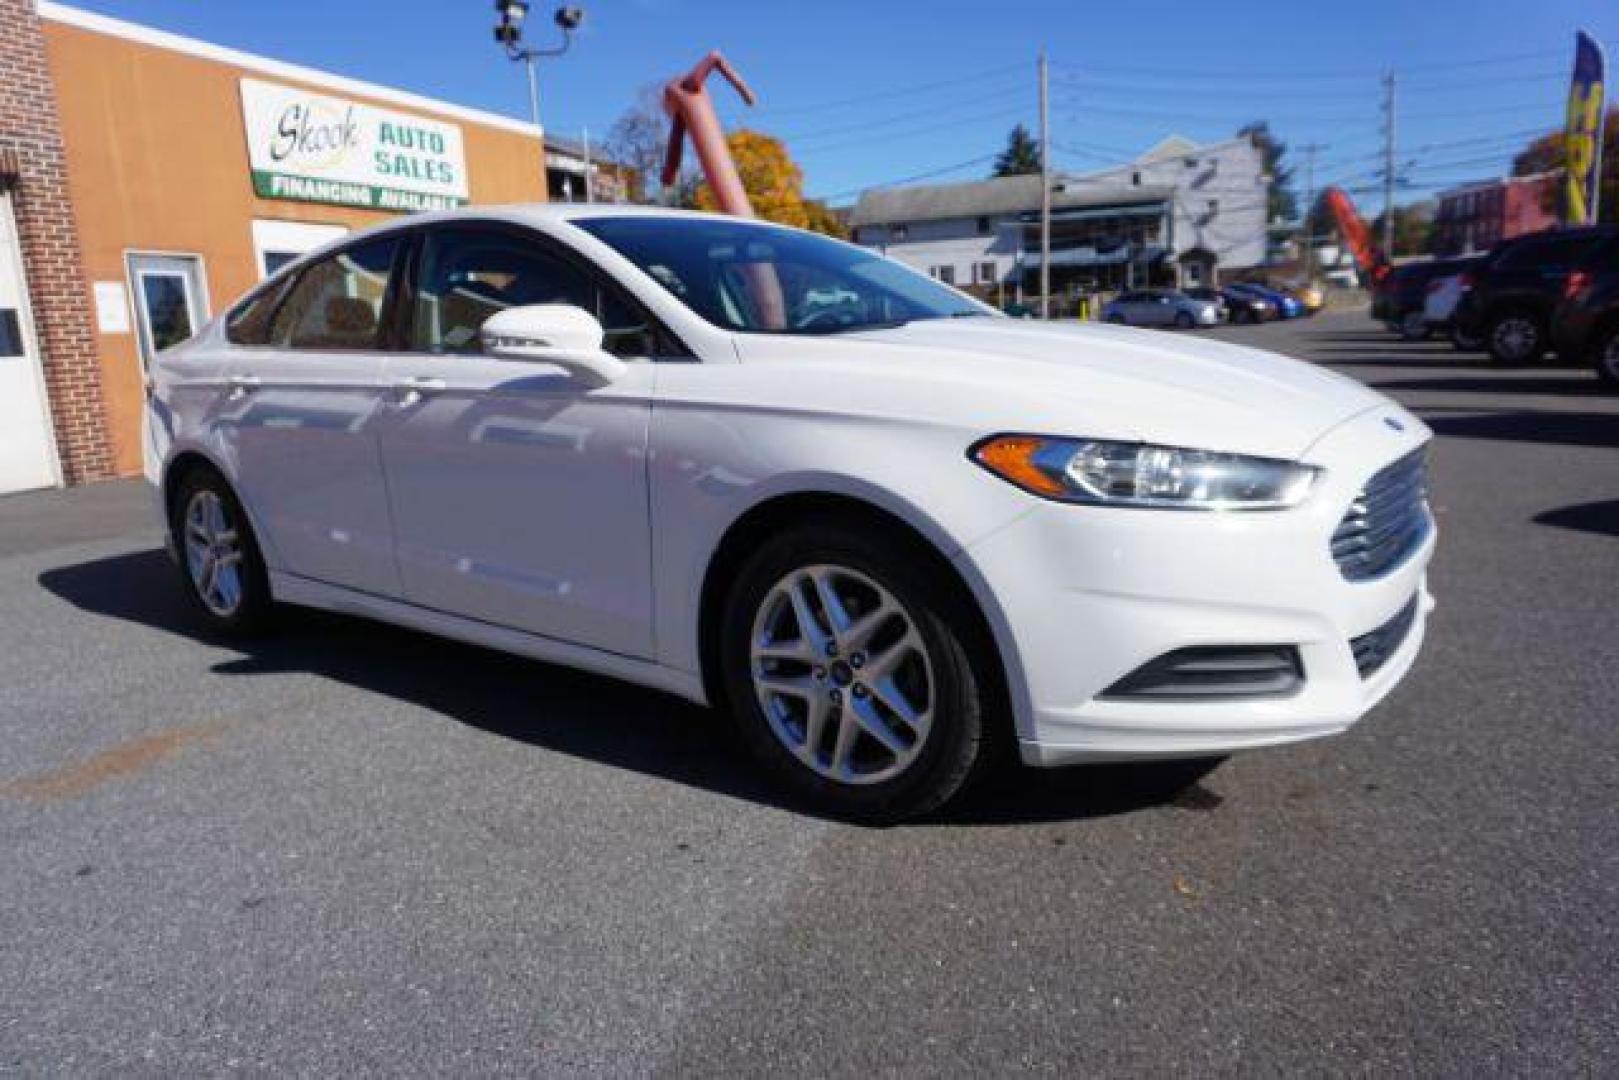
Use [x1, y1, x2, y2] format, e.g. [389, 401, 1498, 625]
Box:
[970, 435, 1321, 510]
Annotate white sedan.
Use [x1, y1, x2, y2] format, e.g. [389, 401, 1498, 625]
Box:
[145, 206, 1436, 820]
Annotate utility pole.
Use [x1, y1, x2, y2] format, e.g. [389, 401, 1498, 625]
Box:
[582, 126, 594, 203]
[1381, 71, 1397, 257]
[1299, 141, 1323, 279]
[1038, 49, 1051, 319]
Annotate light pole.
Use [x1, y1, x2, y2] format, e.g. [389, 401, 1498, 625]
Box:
[493, 2, 585, 200]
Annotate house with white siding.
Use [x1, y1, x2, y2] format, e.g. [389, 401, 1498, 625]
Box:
[849, 133, 1268, 297]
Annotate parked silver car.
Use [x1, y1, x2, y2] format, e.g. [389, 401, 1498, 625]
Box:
[1102, 288, 1222, 329]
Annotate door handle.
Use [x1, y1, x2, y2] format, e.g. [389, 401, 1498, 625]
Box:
[226, 374, 261, 399]
[393, 375, 446, 407]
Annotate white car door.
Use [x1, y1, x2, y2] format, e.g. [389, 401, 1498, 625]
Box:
[218, 235, 404, 597]
[374, 223, 659, 658]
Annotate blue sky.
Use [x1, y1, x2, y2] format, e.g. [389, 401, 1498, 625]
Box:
[58, 0, 1619, 209]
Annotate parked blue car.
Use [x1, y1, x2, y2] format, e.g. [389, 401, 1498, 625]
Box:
[1228, 282, 1304, 318]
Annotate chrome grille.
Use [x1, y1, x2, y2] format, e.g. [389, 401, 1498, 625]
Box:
[1332, 448, 1431, 582]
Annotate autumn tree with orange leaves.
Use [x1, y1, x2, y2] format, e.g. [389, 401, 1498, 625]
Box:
[695, 129, 844, 237]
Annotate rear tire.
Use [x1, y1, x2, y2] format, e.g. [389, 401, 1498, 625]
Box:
[1486, 311, 1545, 364]
[1398, 310, 1431, 341]
[168, 466, 274, 636]
[1174, 311, 1194, 329]
[718, 522, 993, 821]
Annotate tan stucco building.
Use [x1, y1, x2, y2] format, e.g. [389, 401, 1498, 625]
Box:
[0, 1, 550, 491]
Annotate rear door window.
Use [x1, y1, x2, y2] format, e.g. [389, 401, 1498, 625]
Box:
[270, 236, 401, 351]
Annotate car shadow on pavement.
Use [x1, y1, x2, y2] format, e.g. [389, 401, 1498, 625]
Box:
[1370, 375, 1605, 396]
[1417, 407, 1619, 450]
[1533, 499, 1619, 538]
[37, 549, 1214, 828]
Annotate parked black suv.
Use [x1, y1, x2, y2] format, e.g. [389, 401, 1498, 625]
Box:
[1452, 226, 1619, 363]
[1371, 257, 1475, 339]
[1550, 241, 1619, 388]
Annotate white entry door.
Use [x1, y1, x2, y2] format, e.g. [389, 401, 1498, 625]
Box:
[0, 191, 60, 494]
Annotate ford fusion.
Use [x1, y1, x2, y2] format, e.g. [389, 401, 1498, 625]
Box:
[145, 206, 1435, 819]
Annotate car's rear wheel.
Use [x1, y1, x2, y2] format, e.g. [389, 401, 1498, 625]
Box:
[1233, 307, 1253, 324]
[169, 467, 273, 635]
[1398, 310, 1430, 341]
[1594, 325, 1619, 388]
[718, 523, 992, 821]
[1487, 311, 1545, 364]
[1174, 311, 1194, 329]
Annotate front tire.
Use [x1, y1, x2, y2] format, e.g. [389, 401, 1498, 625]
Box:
[1174, 311, 1194, 329]
[1487, 311, 1545, 364]
[169, 467, 274, 636]
[718, 523, 992, 821]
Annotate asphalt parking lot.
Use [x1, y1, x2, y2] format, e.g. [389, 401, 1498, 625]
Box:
[2, 308, 1616, 1074]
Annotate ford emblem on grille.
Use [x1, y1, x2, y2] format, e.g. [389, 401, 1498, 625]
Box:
[1383, 416, 1406, 433]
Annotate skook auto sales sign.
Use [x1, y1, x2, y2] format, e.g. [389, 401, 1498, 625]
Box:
[240, 79, 470, 212]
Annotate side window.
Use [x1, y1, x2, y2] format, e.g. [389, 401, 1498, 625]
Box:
[270, 236, 399, 350]
[225, 280, 290, 346]
[412, 227, 593, 355]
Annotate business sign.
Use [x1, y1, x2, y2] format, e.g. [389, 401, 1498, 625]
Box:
[240, 78, 469, 212]
[1564, 31, 1607, 225]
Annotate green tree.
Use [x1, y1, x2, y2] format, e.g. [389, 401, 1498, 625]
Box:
[993, 124, 1041, 177]
[1238, 121, 1297, 223]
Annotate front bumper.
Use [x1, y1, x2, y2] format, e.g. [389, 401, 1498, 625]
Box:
[956, 408, 1436, 766]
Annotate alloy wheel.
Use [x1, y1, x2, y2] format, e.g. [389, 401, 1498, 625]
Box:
[749, 564, 934, 785]
[1491, 316, 1539, 362]
[182, 489, 245, 617]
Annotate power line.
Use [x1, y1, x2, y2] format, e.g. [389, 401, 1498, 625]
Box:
[1049, 46, 1579, 83]
[767, 84, 1029, 143]
[792, 103, 1029, 154]
[722, 62, 1026, 120]
[811, 153, 1000, 204]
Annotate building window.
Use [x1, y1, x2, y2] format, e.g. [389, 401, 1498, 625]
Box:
[930, 265, 956, 285]
[1207, 199, 1219, 214]
[1131, 171, 1141, 186]
[891, 223, 909, 241]
[1184, 157, 1198, 168]
[976, 216, 992, 236]
[975, 261, 997, 284]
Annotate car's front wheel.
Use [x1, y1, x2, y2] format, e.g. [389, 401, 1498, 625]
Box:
[169, 467, 274, 635]
[719, 523, 993, 821]
[1174, 311, 1194, 329]
[1487, 311, 1545, 364]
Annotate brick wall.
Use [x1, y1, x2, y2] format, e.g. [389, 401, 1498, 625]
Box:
[0, 0, 113, 483]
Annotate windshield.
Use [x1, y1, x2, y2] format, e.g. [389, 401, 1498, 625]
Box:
[573, 215, 987, 334]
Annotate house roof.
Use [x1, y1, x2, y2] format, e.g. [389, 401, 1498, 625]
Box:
[850, 173, 1171, 228]
[1137, 134, 1202, 162]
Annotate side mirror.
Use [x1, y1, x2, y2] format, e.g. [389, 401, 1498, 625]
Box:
[479, 304, 627, 388]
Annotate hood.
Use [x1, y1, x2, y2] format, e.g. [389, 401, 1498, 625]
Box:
[730, 318, 1390, 461]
